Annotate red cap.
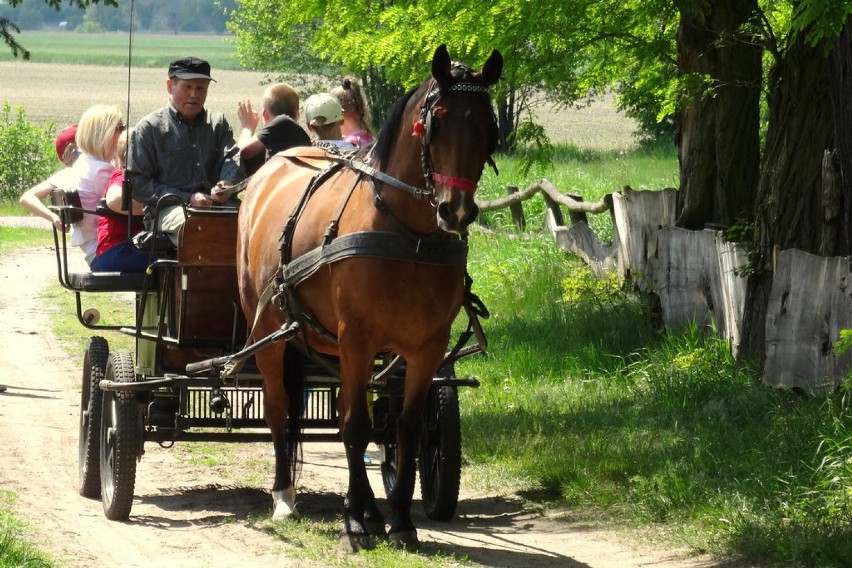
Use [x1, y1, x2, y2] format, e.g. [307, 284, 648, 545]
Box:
[55, 124, 78, 162]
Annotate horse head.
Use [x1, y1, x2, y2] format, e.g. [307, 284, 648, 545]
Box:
[373, 44, 503, 236]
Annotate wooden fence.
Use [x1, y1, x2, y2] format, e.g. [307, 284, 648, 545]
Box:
[477, 181, 852, 392]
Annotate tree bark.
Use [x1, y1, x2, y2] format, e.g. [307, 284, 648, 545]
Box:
[828, 18, 852, 254]
[710, 0, 761, 227]
[676, 5, 717, 229]
[675, 0, 761, 230]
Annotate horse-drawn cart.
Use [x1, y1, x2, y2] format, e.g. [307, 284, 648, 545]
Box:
[52, 43, 501, 550]
[51, 202, 486, 523]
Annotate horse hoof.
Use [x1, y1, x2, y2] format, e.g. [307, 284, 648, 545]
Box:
[338, 532, 375, 553]
[388, 530, 419, 550]
[271, 487, 299, 521]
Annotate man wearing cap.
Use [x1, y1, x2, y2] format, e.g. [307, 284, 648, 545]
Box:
[127, 56, 244, 242]
[303, 93, 355, 152]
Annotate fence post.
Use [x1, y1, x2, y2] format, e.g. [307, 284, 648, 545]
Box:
[506, 185, 526, 231]
[566, 194, 588, 225]
[542, 192, 565, 227]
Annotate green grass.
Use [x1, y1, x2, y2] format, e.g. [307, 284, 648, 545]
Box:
[0, 225, 51, 253]
[1, 31, 242, 69]
[0, 491, 55, 568]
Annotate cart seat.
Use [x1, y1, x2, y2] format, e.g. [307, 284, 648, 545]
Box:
[66, 271, 148, 292]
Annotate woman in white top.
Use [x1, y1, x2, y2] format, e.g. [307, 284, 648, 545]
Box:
[19, 104, 125, 266]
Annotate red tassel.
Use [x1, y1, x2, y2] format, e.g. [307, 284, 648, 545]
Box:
[412, 119, 425, 137]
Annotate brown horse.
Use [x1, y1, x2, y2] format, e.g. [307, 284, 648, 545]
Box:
[237, 44, 502, 550]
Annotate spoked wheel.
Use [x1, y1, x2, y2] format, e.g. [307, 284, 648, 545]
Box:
[418, 384, 462, 521]
[100, 349, 141, 521]
[79, 336, 108, 498]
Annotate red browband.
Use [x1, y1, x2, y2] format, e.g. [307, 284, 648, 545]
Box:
[431, 172, 478, 193]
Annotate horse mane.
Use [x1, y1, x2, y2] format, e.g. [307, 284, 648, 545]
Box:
[369, 84, 420, 169]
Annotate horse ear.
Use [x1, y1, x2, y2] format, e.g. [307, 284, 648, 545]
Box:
[431, 44, 452, 86]
[480, 49, 503, 87]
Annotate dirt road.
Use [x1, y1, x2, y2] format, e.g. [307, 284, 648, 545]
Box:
[0, 241, 738, 567]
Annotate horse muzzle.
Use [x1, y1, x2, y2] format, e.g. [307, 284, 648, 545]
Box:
[436, 189, 479, 234]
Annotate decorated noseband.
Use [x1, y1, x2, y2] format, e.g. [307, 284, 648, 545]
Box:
[411, 81, 495, 197]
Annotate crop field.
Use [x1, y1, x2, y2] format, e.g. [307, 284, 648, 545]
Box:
[0, 32, 639, 151]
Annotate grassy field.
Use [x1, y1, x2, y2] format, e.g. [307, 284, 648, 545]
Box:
[0, 31, 243, 69]
[0, 31, 640, 151]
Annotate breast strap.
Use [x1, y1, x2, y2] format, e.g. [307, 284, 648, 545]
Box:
[281, 231, 467, 289]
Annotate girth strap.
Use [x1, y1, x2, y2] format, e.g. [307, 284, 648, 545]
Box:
[282, 231, 467, 289]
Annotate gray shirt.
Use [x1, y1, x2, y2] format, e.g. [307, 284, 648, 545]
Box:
[127, 105, 243, 220]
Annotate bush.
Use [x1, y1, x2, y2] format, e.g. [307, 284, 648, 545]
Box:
[0, 102, 57, 204]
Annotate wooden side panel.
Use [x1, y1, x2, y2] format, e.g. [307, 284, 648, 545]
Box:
[178, 213, 239, 267]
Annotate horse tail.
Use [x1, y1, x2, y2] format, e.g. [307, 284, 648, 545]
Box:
[283, 345, 305, 482]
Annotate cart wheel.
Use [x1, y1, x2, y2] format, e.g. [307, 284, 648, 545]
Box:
[100, 350, 141, 521]
[380, 444, 398, 497]
[418, 385, 462, 521]
[79, 336, 108, 499]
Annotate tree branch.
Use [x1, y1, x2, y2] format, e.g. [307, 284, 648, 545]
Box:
[476, 178, 611, 213]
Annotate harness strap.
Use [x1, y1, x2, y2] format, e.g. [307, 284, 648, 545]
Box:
[345, 158, 432, 201]
[282, 231, 467, 289]
[431, 172, 477, 193]
[323, 171, 364, 246]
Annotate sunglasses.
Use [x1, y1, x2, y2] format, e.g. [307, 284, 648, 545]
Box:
[115, 123, 127, 133]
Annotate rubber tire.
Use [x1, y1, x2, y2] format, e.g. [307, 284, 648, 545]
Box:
[380, 444, 397, 497]
[100, 349, 141, 521]
[418, 385, 462, 521]
[79, 336, 108, 499]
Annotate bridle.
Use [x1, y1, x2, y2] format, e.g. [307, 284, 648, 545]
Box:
[411, 77, 496, 200]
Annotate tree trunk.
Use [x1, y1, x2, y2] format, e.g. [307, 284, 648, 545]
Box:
[828, 18, 852, 254]
[710, 0, 761, 228]
[738, 22, 847, 363]
[362, 65, 405, 134]
[676, 0, 761, 230]
[675, 5, 717, 229]
[496, 91, 516, 151]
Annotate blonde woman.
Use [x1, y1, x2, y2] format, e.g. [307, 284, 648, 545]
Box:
[19, 104, 125, 265]
[330, 76, 374, 147]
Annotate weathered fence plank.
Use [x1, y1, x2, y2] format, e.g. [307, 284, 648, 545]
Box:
[715, 239, 748, 357]
[653, 228, 747, 352]
[611, 188, 678, 290]
[763, 249, 852, 391]
[653, 228, 717, 331]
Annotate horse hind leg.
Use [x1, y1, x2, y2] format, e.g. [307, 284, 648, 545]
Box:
[258, 344, 300, 521]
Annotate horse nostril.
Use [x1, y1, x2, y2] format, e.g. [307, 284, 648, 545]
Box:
[437, 202, 453, 225]
[462, 203, 479, 228]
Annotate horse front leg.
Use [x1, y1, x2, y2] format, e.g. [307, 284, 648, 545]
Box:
[337, 347, 387, 551]
[257, 345, 297, 521]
